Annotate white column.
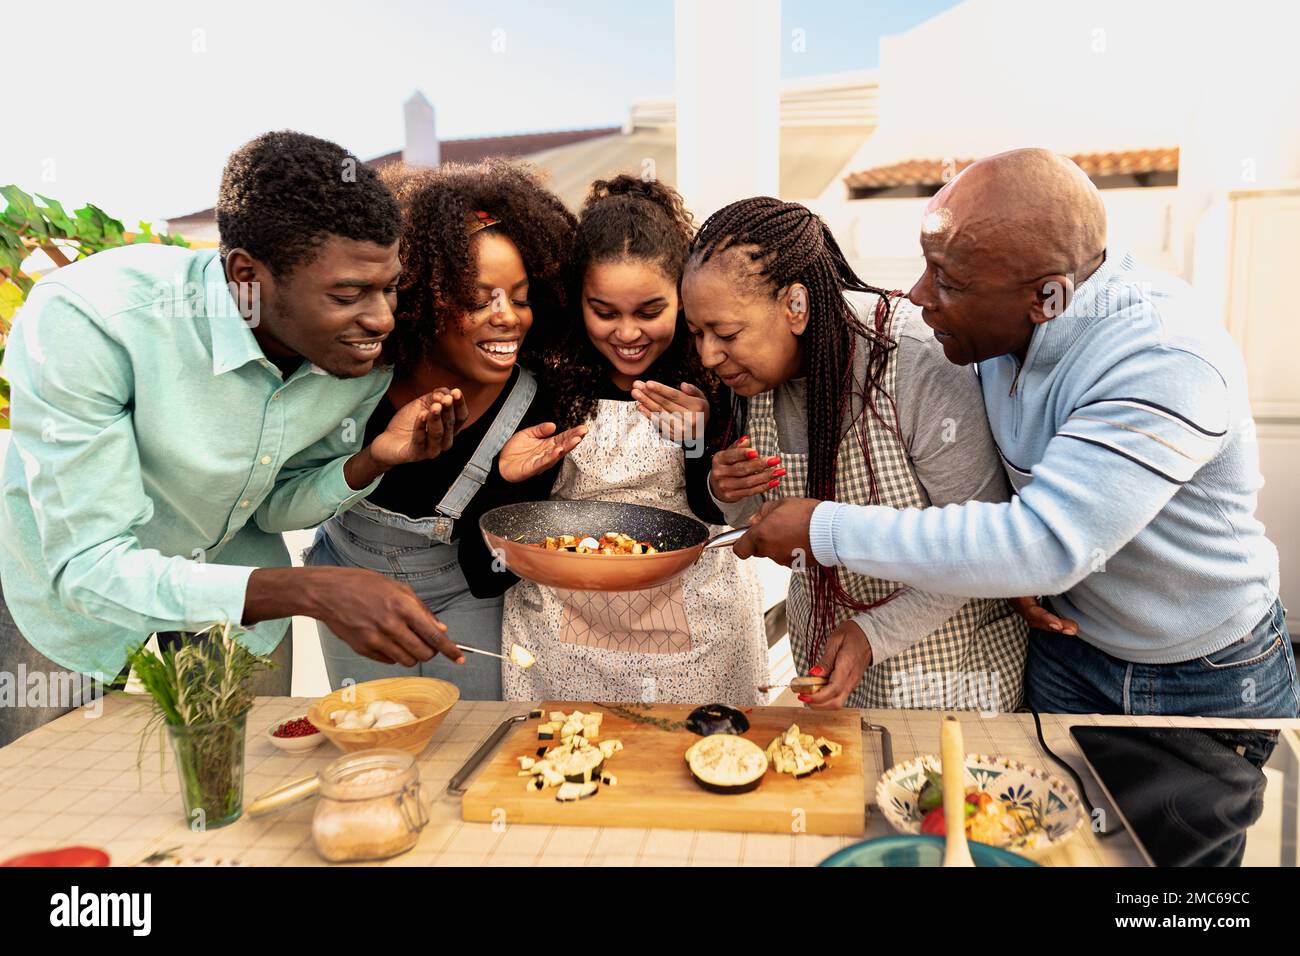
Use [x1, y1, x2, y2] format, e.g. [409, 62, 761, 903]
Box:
[674, 0, 781, 219]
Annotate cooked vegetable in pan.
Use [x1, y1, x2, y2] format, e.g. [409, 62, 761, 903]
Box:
[532, 532, 659, 555]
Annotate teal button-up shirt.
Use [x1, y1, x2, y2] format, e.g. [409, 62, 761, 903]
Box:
[0, 244, 391, 675]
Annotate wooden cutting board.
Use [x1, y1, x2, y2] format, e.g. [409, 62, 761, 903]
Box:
[461, 701, 865, 836]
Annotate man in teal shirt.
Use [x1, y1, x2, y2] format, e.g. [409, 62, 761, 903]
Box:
[0, 131, 467, 745]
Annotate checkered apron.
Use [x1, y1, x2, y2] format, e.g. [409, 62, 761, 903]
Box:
[746, 301, 1026, 711]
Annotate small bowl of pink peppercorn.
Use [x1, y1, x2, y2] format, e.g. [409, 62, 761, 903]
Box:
[266, 714, 326, 753]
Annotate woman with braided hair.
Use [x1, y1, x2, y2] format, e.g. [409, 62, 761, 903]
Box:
[683, 196, 1027, 712]
[497, 175, 768, 706]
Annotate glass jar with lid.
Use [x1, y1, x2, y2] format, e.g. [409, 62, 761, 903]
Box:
[313, 749, 429, 862]
[247, 747, 429, 863]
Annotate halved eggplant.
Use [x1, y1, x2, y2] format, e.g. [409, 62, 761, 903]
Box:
[685, 735, 768, 795]
[686, 703, 750, 737]
[555, 781, 599, 802]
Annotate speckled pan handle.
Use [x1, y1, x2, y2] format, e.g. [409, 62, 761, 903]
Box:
[446, 713, 529, 797]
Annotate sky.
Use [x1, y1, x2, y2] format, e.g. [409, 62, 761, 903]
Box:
[0, 0, 957, 224]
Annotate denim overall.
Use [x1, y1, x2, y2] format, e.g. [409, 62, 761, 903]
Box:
[306, 370, 537, 699]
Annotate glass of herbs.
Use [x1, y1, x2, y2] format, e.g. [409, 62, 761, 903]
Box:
[125, 623, 273, 830]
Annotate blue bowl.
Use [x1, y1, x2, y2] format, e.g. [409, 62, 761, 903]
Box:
[820, 834, 1040, 867]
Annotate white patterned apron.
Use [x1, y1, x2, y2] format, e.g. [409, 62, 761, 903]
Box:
[748, 301, 1027, 711]
[502, 399, 768, 706]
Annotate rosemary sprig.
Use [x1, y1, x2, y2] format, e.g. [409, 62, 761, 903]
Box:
[596, 701, 688, 732]
[120, 622, 274, 821]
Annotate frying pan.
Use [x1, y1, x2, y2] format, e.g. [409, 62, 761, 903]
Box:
[479, 500, 745, 592]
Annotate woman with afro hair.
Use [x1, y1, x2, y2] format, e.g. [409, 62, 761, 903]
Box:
[305, 159, 582, 699]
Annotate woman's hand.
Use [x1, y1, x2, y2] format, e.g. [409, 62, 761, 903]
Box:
[499, 422, 588, 482]
[1010, 596, 1079, 635]
[708, 436, 784, 503]
[800, 619, 873, 709]
[631, 380, 708, 443]
[370, 388, 469, 465]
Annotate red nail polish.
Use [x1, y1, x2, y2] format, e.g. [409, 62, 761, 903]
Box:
[746, 450, 759, 460]
[772, 468, 787, 477]
[768, 478, 780, 488]
[740, 435, 749, 443]
[810, 666, 824, 676]
[766, 456, 780, 466]
[797, 694, 811, 702]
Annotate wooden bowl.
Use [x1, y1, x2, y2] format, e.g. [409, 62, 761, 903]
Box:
[306, 677, 459, 756]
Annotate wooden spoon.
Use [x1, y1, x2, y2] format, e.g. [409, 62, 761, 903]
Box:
[940, 714, 975, 868]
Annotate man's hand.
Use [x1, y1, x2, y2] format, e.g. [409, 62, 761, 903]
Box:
[370, 388, 469, 465]
[800, 619, 873, 709]
[304, 567, 464, 667]
[732, 497, 821, 566]
[1010, 596, 1079, 635]
[499, 422, 588, 482]
[630, 380, 708, 443]
[708, 436, 783, 503]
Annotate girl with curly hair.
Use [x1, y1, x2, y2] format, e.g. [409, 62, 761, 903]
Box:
[305, 159, 581, 699]
[497, 175, 768, 706]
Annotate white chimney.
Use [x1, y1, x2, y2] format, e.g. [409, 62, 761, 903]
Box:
[403, 91, 440, 167]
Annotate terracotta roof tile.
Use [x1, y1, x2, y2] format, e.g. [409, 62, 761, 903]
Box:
[844, 147, 1179, 192]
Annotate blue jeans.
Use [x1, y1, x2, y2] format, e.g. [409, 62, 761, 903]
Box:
[304, 499, 504, 700]
[1027, 598, 1299, 766]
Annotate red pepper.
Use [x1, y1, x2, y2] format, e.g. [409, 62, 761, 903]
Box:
[2, 846, 110, 867]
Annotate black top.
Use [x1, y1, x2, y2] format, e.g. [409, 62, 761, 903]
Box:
[362, 367, 556, 598]
[362, 368, 724, 598]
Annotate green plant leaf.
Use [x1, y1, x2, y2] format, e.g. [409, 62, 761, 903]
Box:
[72, 204, 106, 244]
[35, 194, 76, 237]
[0, 185, 42, 232]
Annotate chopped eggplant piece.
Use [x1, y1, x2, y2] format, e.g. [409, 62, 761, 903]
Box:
[555, 781, 599, 802]
[600, 773, 617, 786]
[767, 723, 839, 779]
[528, 709, 544, 720]
[536, 746, 548, 757]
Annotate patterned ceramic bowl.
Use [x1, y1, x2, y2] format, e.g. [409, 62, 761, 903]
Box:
[875, 752, 1085, 859]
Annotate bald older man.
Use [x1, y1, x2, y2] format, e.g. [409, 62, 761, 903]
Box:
[737, 149, 1297, 748]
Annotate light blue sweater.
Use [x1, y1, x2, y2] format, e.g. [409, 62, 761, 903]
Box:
[808, 251, 1280, 665]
